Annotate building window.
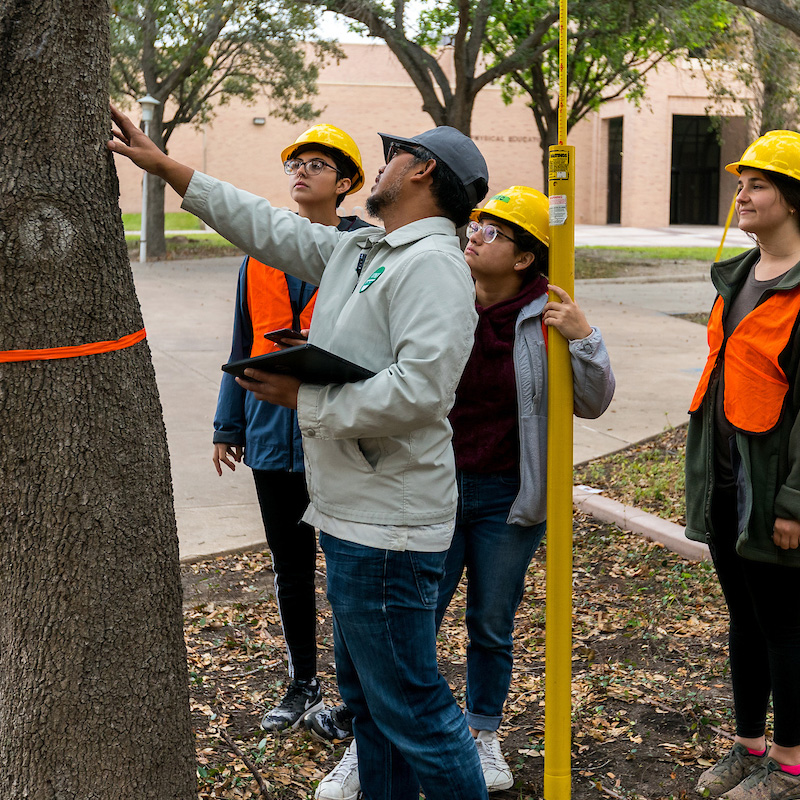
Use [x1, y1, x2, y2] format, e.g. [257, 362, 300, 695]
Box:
[670, 115, 720, 225]
[607, 117, 623, 224]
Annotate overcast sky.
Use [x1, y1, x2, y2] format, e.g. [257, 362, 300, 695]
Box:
[317, 3, 424, 43]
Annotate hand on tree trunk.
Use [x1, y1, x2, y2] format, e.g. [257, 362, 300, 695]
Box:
[108, 104, 194, 197]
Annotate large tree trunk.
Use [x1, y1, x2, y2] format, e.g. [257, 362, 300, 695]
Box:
[0, 1, 196, 796]
[443, 91, 476, 136]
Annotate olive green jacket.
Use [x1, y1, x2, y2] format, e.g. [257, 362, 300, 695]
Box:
[685, 248, 800, 566]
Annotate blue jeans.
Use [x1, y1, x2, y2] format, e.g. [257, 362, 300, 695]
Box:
[320, 532, 488, 800]
[436, 470, 546, 732]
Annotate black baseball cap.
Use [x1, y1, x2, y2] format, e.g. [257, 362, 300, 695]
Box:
[378, 126, 489, 206]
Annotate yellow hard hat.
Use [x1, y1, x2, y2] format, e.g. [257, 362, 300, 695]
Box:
[281, 124, 365, 194]
[725, 129, 800, 183]
[471, 185, 549, 247]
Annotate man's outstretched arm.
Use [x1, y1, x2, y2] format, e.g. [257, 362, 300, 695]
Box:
[107, 104, 194, 197]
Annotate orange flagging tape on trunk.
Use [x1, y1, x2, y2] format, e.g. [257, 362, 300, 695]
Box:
[0, 328, 146, 363]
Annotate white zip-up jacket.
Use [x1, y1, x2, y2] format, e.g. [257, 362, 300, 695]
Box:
[183, 173, 478, 544]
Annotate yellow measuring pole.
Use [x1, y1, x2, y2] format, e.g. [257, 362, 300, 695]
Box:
[715, 190, 738, 262]
[544, 0, 574, 795]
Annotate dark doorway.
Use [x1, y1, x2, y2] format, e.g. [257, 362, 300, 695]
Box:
[670, 115, 720, 224]
[607, 117, 623, 224]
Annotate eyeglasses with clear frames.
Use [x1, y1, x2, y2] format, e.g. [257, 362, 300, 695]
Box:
[465, 220, 517, 245]
[284, 157, 342, 177]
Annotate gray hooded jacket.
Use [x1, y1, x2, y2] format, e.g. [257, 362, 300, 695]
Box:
[508, 294, 615, 526]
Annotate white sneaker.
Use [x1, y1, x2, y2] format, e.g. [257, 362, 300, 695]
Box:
[315, 740, 361, 800]
[475, 730, 513, 792]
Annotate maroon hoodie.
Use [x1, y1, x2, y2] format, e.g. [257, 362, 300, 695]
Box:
[450, 275, 548, 473]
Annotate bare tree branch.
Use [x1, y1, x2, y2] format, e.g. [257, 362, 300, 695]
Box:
[219, 727, 273, 799]
[727, 0, 800, 36]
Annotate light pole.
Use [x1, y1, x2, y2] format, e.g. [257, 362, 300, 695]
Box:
[137, 94, 160, 263]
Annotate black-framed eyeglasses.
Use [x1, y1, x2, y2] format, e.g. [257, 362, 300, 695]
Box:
[466, 220, 516, 245]
[386, 141, 422, 163]
[284, 157, 342, 177]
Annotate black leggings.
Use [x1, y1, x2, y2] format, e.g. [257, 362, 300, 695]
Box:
[710, 489, 800, 747]
[253, 470, 317, 681]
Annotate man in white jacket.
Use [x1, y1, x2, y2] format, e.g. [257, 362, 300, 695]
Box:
[109, 107, 490, 800]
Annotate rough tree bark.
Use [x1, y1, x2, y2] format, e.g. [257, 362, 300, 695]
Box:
[0, 0, 196, 796]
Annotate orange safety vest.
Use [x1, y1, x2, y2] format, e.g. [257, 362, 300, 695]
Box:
[246, 258, 317, 357]
[689, 286, 800, 433]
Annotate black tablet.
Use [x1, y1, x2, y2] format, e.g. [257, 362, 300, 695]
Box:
[222, 344, 375, 384]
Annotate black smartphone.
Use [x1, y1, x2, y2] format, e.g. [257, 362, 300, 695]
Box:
[263, 328, 308, 344]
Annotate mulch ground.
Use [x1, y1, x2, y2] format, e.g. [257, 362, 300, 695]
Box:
[184, 499, 738, 799]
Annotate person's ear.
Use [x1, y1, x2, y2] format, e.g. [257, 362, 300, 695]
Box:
[409, 158, 437, 182]
[336, 176, 352, 197]
[513, 251, 535, 273]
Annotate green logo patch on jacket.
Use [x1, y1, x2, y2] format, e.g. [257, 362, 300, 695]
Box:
[359, 266, 385, 293]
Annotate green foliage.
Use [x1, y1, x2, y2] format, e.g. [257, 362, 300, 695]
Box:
[304, 0, 559, 132]
[436, 0, 736, 175]
[110, 0, 342, 145]
[705, 12, 800, 135]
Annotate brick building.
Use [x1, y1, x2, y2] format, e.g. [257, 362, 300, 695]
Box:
[114, 42, 753, 228]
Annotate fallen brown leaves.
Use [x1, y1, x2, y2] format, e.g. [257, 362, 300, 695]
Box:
[183, 512, 745, 800]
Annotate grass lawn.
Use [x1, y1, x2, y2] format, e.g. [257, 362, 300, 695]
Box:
[122, 211, 204, 231]
[574, 245, 746, 280]
[575, 425, 688, 525]
[123, 211, 242, 258]
[580, 246, 743, 262]
[125, 232, 241, 255]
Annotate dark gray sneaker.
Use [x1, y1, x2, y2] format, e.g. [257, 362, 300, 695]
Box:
[697, 743, 766, 798]
[260, 678, 323, 732]
[720, 758, 800, 800]
[304, 703, 354, 742]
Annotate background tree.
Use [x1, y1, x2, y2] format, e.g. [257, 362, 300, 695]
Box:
[476, 0, 733, 184]
[297, 0, 558, 134]
[705, 11, 800, 135]
[0, 0, 196, 795]
[725, 0, 800, 37]
[111, 0, 338, 258]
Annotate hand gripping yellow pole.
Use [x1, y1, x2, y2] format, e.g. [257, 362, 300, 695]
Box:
[544, 0, 574, 796]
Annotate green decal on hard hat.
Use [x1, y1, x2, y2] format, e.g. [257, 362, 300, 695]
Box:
[359, 266, 385, 293]
[471, 185, 550, 247]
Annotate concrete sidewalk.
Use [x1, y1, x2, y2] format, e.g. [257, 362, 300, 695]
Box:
[132, 226, 738, 562]
[575, 223, 752, 249]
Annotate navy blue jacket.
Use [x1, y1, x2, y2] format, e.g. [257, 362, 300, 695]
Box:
[213, 214, 369, 472]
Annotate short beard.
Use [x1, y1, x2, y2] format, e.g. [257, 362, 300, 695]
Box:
[365, 164, 409, 220]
